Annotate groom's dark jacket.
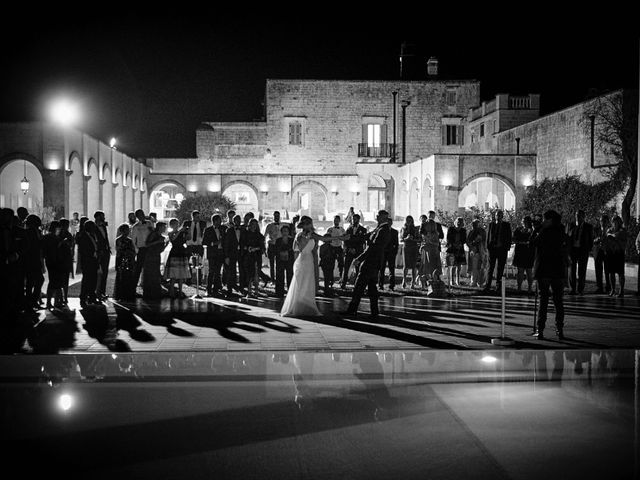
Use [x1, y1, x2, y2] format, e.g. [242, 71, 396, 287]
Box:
[355, 223, 391, 273]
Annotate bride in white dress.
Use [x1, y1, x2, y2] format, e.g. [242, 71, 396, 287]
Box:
[281, 216, 348, 317]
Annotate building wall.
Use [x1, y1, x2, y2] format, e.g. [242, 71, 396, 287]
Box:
[495, 94, 616, 185]
[0, 122, 149, 239]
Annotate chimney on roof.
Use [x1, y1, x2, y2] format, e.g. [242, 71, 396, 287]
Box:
[427, 56, 438, 77]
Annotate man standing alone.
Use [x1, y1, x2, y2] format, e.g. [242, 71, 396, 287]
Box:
[533, 210, 568, 340]
[94, 210, 112, 301]
[566, 209, 593, 295]
[484, 209, 512, 293]
[264, 211, 283, 284]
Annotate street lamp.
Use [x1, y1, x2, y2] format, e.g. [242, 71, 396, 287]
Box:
[20, 160, 29, 195]
[49, 98, 80, 128]
[110, 137, 117, 149]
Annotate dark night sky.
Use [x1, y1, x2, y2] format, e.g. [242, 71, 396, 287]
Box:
[2, 8, 638, 159]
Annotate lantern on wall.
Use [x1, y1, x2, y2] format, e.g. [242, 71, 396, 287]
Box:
[20, 160, 29, 195]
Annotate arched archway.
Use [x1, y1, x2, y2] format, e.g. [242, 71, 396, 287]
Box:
[291, 180, 328, 220]
[141, 179, 149, 212]
[149, 181, 187, 221]
[409, 178, 420, 219]
[87, 160, 100, 217]
[0, 158, 43, 212]
[114, 169, 124, 227]
[133, 175, 141, 211]
[459, 174, 516, 211]
[101, 165, 114, 234]
[68, 156, 84, 217]
[421, 176, 433, 214]
[222, 181, 259, 219]
[124, 173, 133, 215]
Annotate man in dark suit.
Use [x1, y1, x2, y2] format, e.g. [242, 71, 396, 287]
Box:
[345, 210, 391, 320]
[532, 210, 568, 340]
[94, 210, 112, 301]
[202, 213, 226, 296]
[484, 209, 513, 293]
[223, 214, 243, 297]
[566, 209, 594, 295]
[184, 210, 207, 285]
[340, 213, 367, 289]
[379, 217, 399, 290]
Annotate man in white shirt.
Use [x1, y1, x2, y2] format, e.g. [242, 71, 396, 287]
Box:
[131, 208, 154, 287]
[264, 210, 283, 282]
[327, 214, 346, 281]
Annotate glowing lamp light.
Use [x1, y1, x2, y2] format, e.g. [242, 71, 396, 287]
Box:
[50, 99, 80, 127]
[20, 160, 29, 194]
[522, 176, 533, 187]
[175, 193, 185, 202]
[187, 184, 197, 193]
[109, 137, 117, 149]
[279, 183, 290, 193]
[58, 393, 74, 412]
[441, 176, 453, 187]
[260, 184, 269, 193]
[349, 184, 360, 194]
[481, 355, 498, 364]
[20, 176, 30, 195]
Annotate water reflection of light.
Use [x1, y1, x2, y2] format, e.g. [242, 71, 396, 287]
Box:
[481, 355, 498, 364]
[58, 393, 73, 412]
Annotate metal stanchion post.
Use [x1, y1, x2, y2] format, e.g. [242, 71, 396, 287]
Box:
[491, 275, 515, 346]
[191, 254, 203, 300]
[532, 281, 538, 335]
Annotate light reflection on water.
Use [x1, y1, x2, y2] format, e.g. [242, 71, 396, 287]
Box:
[0, 349, 638, 479]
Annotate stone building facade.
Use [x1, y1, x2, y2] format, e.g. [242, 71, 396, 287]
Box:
[0, 122, 150, 238]
[147, 76, 546, 223]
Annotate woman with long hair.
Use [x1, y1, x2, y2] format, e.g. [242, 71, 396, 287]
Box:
[114, 223, 137, 301]
[241, 218, 265, 299]
[400, 215, 420, 288]
[164, 219, 191, 300]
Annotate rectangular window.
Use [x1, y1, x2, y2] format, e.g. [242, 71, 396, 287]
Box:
[446, 89, 457, 106]
[480, 123, 485, 137]
[442, 124, 464, 146]
[367, 124, 381, 147]
[493, 119, 498, 133]
[288, 122, 302, 145]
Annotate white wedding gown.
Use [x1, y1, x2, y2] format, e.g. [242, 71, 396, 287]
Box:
[280, 237, 322, 317]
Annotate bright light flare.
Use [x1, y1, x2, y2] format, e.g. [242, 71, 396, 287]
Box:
[50, 99, 80, 127]
[481, 355, 498, 364]
[58, 393, 74, 411]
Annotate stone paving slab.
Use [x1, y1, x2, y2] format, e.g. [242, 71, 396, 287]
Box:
[4, 283, 639, 355]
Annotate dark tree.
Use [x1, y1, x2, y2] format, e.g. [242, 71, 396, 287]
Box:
[583, 89, 638, 227]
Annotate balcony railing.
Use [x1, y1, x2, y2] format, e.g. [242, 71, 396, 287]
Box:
[358, 143, 395, 158]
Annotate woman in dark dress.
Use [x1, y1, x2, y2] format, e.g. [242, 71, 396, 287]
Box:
[58, 218, 75, 306]
[605, 215, 627, 297]
[445, 217, 467, 286]
[24, 214, 45, 310]
[241, 218, 265, 299]
[400, 215, 420, 289]
[512, 215, 535, 294]
[164, 219, 191, 299]
[114, 223, 137, 301]
[42, 220, 65, 309]
[143, 221, 168, 300]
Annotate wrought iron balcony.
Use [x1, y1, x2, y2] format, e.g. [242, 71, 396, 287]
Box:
[357, 143, 395, 158]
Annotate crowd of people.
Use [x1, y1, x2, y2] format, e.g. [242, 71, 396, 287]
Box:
[1, 204, 639, 327]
